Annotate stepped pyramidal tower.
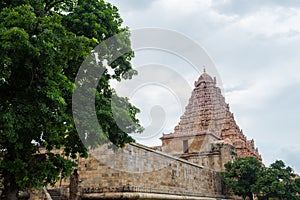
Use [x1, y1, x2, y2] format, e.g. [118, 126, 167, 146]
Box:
[161, 69, 262, 171]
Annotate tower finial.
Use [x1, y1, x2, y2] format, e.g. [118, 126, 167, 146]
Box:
[203, 66, 206, 73]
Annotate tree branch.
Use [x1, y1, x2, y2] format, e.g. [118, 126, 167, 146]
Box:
[45, 0, 66, 13]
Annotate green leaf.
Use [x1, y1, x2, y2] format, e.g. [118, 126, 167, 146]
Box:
[0, 0, 142, 198]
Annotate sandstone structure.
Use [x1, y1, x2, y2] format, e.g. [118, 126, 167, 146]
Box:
[64, 143, 229, 199]
[160, 69, 262, 171]
[55, 70, 261, 200]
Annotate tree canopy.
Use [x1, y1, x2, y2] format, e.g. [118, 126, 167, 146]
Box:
[0, 0, 142, 199]
[252, 160, 300, 200]
[223, 158, 300, 200]
[223, 157, 261, 200]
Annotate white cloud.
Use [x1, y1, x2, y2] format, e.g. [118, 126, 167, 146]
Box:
[225, 69, 294, 109]
[159, 0, 213, 14]
[228, 7, 300, 39]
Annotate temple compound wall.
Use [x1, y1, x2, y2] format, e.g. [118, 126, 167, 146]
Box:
[59, 143, 230, 199]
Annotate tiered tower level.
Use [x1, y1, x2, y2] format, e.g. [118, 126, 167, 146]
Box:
[161, 70, 262, 171]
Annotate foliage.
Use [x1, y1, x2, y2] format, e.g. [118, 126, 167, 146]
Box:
[223, 157, 261, 200]
[253, 160, 300, 200]
[0, 0, 142, 199]
[223, 158, 300, 200]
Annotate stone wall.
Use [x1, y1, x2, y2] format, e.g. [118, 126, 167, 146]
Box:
[28, 189, 46, 200]
[161, 133, 219, 155]
[59, 143, 229, 199]
[161, 132, 235, 171]
[180, 142, 236, 172]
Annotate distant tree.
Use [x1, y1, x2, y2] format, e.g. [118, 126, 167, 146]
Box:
[293, 178, 300, 199]
[224, 158, 300, 200]
[252, 160, 300, 200]
[222, 157, 262, 200]
[0, 0, 142, 199]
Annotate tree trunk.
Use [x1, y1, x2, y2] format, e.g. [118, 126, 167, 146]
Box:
[1, 186, 19, 200]
[69, 169, 79, 200]
[249, 193, 254, 200]
[1, 174, 19, 200]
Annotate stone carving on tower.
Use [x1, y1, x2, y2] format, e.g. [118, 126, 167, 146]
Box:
[161, 69, 262, 171]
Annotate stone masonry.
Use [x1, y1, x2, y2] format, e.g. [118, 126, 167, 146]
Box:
[58, 143, 229, 199]
[161, 70, 261, 171]
[55, 70, 261, 199]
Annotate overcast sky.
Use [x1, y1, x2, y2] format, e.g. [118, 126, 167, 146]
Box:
[106, 0, 300, 172]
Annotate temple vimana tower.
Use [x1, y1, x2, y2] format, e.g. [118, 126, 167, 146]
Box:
[160, 69, 262, 171]
[54, 70, 262, 200]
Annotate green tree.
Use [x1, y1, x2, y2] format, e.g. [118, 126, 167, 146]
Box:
[253, 160, 300, 200]
[0, 0, 142, 199]
[222, 157, 262, 200]
[292, 178, 300, 199]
